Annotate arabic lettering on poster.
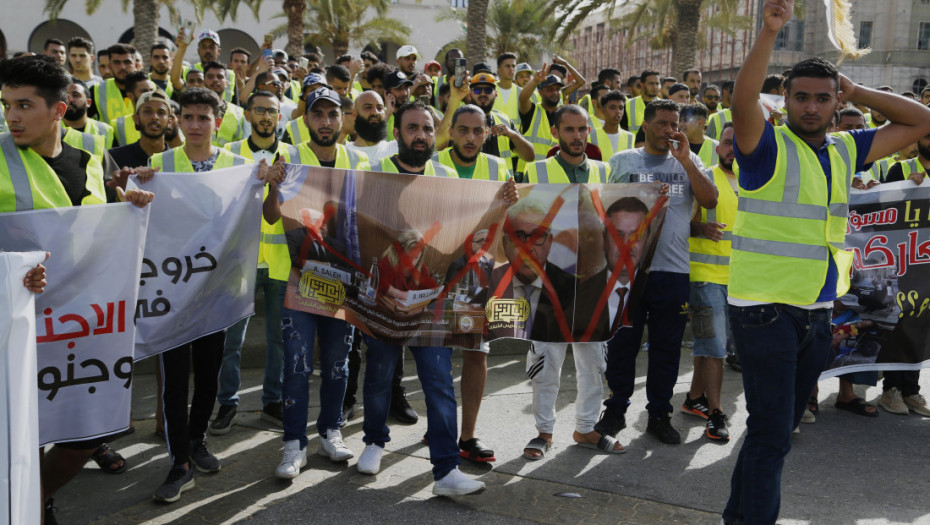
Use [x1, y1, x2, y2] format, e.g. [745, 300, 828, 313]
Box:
[136, 246, 218, 319]
[36, 301, 127, 343]
[852, 231, 930, 277]
[847, 208, 898, 232]
[37, 350, 133, 401]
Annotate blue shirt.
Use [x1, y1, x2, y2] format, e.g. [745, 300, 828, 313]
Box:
[733, 122, 877, 303]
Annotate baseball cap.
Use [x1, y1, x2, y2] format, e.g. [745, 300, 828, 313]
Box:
[515, 63, 535, 75]
[305, 87, 342, 110]
[538, 75, 565, 89]
[272, 49, 288, 61]
[472, 62, 493, 75]
[470, 72, 497, 86]
[197, 30, 220, 46]
[302, 72, 326, 88]
[396, 45, 419, 60]
[424, 60, 441, 72]
[272, 67, 290, 79]
[385, 70, 414, 90]
[668, 83, 690, 97]
[135, 89, 171, 113]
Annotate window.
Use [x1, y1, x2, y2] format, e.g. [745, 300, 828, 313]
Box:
[919, 22, 930, 50]
[774, 26, 789, 49]
[913, 77, 928, 94]
[859, 21, 872, 49]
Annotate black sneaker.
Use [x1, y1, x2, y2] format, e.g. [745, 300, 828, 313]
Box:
[726, 353, 742, 372]
[189, 441, 221, 473]
[209, 404, 238, 435]
[44, 498, 59, 525]
[390, 386, 419, 424]
[706, 409, 730, 441]
[646, 415, 681, 444]
[681, 394, 710, 419]
[594, 409, 626, 438]
[261, 402, 284, 427]
[340, 404, 356, 428]
[153, 466, 195, 503]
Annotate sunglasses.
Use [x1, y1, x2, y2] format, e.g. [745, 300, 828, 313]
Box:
[472, 86, 494, 95]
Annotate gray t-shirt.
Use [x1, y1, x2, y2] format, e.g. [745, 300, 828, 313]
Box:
[608, 148, 711, 274]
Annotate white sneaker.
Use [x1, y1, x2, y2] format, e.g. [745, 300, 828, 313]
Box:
[357, 444, 383, 474]
[275, 440, 307, 479]
[432, 468, 486, 496]
[318, 429, 354, 462]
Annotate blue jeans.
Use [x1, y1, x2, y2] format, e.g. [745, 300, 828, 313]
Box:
[217, 268, 286, 407]
[280, 308, 353, 448]
[603, 271, 690, 418]
[362, 335, 459, 480]
[690, 282, 733, 358]
[723, 304, 832, 525]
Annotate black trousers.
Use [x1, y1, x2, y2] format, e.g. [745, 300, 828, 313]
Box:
[159, 331, 225, 467]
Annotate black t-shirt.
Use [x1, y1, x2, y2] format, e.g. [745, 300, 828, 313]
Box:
[884, 162, 907, 183]
[320, 159, 336, 168]
[109, 141, 164, 170]
[42, 143, 92, 206]
[689, 141, 703, 156]
[481, 112, 519, 158]
[389, 156, 424, 175]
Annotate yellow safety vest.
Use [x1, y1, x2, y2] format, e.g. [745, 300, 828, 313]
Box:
[287, 143, 370, 170]
[223, 139, 292, 281]
[433, 148, 508, 181]
[214, 103, 248, 146]
[69, 118, 115, 150]
[897, 157, 926, 178]
[92, 78, 134, 125]
[488, 109, 517, 171]
[520, 104, 557, 174]
[729, 126, 858, 304]
[625, 96, 646, 133]
[377, 156, 456, 177]
[706, 108, 732, 141]
[0, 132, 105, 211]
[697, 138, 719, 168]
[62, 127, 105, 162]
[867, 156, 895, 182]
[493, 84, 522, 123]
[114, 116, 141, 147]
[150, 74, 174, 98]
[523, 156, 610, 183]
[689, 165, 738, 285]
[287, 118, 310, 146]
[150, 146, 248, 172]
[190, 63, 236, 103]
[588, 127, 635, 161]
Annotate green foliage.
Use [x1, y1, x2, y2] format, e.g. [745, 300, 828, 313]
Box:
[267, 0, 410, 51]
[437, 0, 558, 64]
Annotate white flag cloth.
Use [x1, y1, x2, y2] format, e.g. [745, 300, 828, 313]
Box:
[0, 251, 46, 525]
[0, 203, 149, 446]
[128, 165, 264, 359]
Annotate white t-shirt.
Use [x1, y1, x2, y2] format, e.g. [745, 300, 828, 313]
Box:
[346, 141, 398, 166]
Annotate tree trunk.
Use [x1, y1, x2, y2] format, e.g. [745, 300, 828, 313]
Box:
[465, 0, 490, 66]
[284, 0, 307, 57]
[672, 0, 703, 79]
[133, 0, 159, 63]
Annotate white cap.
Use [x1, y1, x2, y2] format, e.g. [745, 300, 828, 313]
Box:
[396, 45, 419, 60]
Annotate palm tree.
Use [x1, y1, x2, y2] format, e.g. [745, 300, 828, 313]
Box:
[465, 0, 490, 65]
[438, 0, 558, 65]
[550, 0, 758, 77]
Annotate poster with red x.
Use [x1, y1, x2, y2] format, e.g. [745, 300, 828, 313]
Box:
[277, 164, 667, 349]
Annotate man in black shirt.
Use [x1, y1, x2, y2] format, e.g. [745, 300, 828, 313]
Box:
[883, 130, 930, 184]
[109, 90, 171, 170]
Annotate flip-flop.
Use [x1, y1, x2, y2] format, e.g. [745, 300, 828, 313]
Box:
[576, 435, 626, 454]
[92, 443, 128, 474]
[459, 438, 496, 462]
[523, 437, 551, 461]
[836, 397, 879, 418]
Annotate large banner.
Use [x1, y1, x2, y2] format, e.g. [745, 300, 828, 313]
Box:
[822, 181, 930, 378]
[128, 165, 264, 359]
[0, 204, 148, 445]
[0, 251, 45, 525]
[277, 165, 667, 348]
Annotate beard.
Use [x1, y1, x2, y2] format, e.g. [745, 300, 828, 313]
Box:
[252, 122, 276, 139]
[64, 104, 87, 121]
[355, 115, 387, 143]
[309, 127, 338, 147]
[164, 123, 179, 142]
[452, 141, 479, 163]
[721, 158, 734, 172]
[477, 100, 494, 115]
[140, 122, 165, 140]
[919, 141, 930, 160]
[397, 135, 434, 167]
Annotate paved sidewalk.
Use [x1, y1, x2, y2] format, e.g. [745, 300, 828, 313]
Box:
[54, 340, 930, 525]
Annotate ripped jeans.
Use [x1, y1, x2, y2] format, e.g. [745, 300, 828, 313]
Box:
[280, 307, 353, 448]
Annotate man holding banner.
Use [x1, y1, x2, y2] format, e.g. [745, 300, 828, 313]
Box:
[723, 1, 930, 523]
[0, 54, 154, 525]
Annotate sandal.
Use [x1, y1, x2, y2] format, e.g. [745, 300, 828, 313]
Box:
[576, 435, 626, 455]
[807, 396, 819, 415]
[522, 437, 551, 461]
[458, 438, 496, 462]
[836, 397, 879, 418]
[92, 443, 127, 474]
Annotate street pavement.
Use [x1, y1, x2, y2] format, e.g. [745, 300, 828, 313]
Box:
[54, 335, 930, 525]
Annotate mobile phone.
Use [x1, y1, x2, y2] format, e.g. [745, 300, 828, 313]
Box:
[264, 33, 274, 46]
[182, 20, 195, 43]
[298, 57, 309, 69]
[453, 58, 467, 88]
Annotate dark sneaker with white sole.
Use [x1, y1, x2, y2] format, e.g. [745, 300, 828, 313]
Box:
[153, 466, 195, 503]
[210, 404, 237, 435]
[189, 441, 220, 473]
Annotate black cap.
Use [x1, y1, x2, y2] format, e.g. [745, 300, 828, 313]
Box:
[385, 70, 414, 90]
[472, 62, 493, 75]
[305, 87, 342, 109]
[538, 74, 565, 89]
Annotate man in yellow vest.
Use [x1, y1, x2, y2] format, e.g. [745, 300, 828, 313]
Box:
[210, 90, 293, 437]
[376, 101, 455, 176]
[199, 62, 247, 146]
[701, 85, 722, 115]
[706, 80, 734, 141]
[682, 122, 737, 442]
[149, 43, 174, 98]
[90, 44, 136, 125]
[679, 103, 719, 167]
[112, 71, 157, 147]
[146, 87, 249, 503]
[589, 90, 635, 161]
[597, 98, 718, 446]
[63, 79, 114, 149]
[0, 55, 153, 525]
[623, 70, 660, 134]
[883, 125, 930, 185]
[722, 1, 930, 523]
[432, 48, 462, 110]
[518, 69, 564, 171]
[493, 52, 521, 122]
